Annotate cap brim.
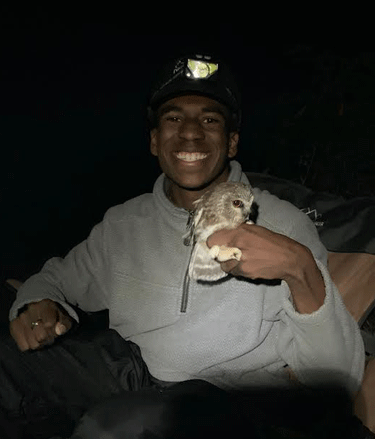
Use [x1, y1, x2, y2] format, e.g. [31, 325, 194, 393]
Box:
[150, 79, 235, 111]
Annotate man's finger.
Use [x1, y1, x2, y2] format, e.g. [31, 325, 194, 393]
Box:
[206, 228, 238, 249]
[21, 314, 52, 350]
[9, 319, 30, 352]
[29, 300, 59, 329]
[219, 259, 240, 274]
[55, 307, 73, 336]
[31, 323, 50, 343]
[20, 312, 42, 350]
[55, 322, 67, 336]
[24, 325, 42, 350]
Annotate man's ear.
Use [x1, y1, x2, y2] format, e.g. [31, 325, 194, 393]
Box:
[150, 129, 158, 157]
[228, 132, 239, 158]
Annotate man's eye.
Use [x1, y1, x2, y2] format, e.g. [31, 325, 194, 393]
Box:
[204, 117, 219, 124]
[166, 116, 181, 122]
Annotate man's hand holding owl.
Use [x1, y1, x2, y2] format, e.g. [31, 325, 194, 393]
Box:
[206, 224, 327, 314]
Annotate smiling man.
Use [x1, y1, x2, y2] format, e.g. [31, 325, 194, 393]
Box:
[1, 55, 368, 438]
[150, 94, 238, 210]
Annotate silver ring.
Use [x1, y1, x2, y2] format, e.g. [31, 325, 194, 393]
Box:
[31, 319, 43, 329]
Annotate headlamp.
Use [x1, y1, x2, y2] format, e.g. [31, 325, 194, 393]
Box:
[186, 59, 219, 79]
[148, 54, 241, 130]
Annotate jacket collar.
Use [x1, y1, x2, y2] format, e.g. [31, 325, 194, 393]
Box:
[153, 160, 250, 222]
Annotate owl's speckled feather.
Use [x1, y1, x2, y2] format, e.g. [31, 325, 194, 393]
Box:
[186, 182, 255, 281]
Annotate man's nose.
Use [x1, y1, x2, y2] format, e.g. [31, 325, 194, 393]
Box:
[178, 118, 205, 141]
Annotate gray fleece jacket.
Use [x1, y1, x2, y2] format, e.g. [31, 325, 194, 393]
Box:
[10, 161, 365, 393]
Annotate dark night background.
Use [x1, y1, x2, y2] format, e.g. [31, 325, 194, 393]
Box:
[1, 15, 374, 285]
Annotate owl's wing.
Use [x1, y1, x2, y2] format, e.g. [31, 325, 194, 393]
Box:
[188, 241, 228, 282]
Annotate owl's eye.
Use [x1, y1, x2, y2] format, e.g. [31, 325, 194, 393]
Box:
[232, 199, 244, 208]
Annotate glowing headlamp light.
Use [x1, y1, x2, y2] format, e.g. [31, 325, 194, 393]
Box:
[186, 59, 219, 79]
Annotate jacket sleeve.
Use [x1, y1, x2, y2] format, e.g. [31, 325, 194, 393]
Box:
[9, 218, 109, 322]
[275, 208, 365, 394]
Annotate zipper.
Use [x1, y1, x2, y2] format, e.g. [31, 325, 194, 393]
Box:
[180, 210, 194, 313]
[180, 265, 191, 313]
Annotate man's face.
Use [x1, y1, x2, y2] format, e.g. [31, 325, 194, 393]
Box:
[150, 95, 238, 192]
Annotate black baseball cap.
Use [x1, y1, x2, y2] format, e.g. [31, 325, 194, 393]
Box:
[148, 55, 241, 130]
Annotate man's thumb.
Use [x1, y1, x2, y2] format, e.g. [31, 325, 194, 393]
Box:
[54, 309, 73, 336]
[55, 322, 67, 336]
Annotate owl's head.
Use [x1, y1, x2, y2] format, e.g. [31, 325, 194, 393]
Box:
[215, 182, 254, 223]
[194, 182, 255, 226]
[183, 182, 256, 246]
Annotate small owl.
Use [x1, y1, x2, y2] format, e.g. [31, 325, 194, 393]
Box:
[184, 181, 256, 282]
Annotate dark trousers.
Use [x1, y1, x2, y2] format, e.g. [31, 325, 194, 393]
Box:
[0, 323, 239, 439]
[0, 320, 154, 438]
[0, 314, 372, 439]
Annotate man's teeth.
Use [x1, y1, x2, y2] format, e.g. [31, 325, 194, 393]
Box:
[176, 152, 208, 162]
